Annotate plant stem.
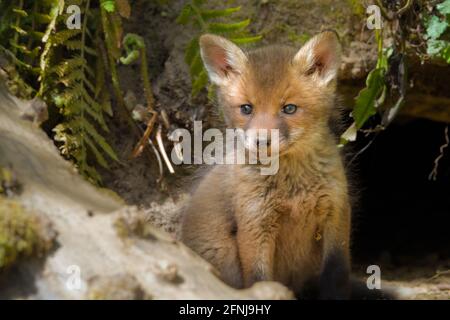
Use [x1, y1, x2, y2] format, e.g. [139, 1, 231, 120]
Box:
[100, 7, 132, 127]
[12, 0, 24, 56]
[139, 46, 155, 112]
[100, 7, 155, 163]
[78, 0, 91, 173]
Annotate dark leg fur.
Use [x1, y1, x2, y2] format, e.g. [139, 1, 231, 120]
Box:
[295, 253, 396, 300]
[296, 278, 396, 300]
[319, 249, 351, 299]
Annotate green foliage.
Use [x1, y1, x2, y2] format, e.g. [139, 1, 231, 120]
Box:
[426, 15, 448, 39]
[341, 31, 390, 144]
[341, 1, 450, 147]
[44, 1, 118, 183]
[177, 1, 262, 97]
[0, 0, 124, 184]
[347, 0, 365, 17]
[352, 40, 390, 130]
[437, 0, 450, 15]
[352, 68, 385, 129]
[0, 166, 21, 196]
[101, 0, 116, 13]
[120, 33, 145, 65]
[425, 0, 450, 63]
[0, 0, 53, 98]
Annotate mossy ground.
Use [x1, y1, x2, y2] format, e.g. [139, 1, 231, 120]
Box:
[0, 196, 53, 271]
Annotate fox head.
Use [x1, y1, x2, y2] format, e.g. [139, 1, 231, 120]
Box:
[199, 31, 341, 156]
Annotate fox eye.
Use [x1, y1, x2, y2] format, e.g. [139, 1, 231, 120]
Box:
[282, 104, 297, 114]
[240, 104, 253, 115]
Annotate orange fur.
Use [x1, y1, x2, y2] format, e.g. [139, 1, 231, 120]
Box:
[181, 32, 351, 297]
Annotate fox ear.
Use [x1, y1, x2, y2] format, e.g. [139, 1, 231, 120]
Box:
[293, 31, 341, 86]
[199, 34, 247, 85]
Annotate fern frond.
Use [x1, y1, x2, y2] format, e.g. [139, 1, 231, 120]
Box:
[84, 134, 109, 168]
[177, 2, 261, 97]
[52, 29, 81, 45]
[176, 5, 193, 25]
[1, 0, 118, 184]
[12, 8, 28, 18]
[51, 56, 85, 77]
[10, 25, 27, 35]
[200, 7, 241, 20]
[209, 19, 251, 33]
[31, 12, 52, 24]
[184, 37, 199, 65]
[230, 35, 263, 44]
[191, 70, 208, 97]
[189, 53, 204, 78]
[60, 69, 84, 86]
[83, 120, 117, 161]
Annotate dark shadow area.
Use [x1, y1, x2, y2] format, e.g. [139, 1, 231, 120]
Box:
[0, 259, 46, 299]
[351, 118, 449, 266]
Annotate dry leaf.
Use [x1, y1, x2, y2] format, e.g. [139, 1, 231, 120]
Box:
[116, 0, 131, 19]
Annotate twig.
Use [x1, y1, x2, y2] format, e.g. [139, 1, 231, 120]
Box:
[360, 124, 385, 134]
[148, 138, 163, 183]
[428, 125, 449, 181]
[382, 95, 405, 128]
[156, 124, 175, 174]
[396, 0, 413, 17]
[128, 35, 163, 162]
[427, 269, 450, 281]
[375, 0, 413, 20]
[131, 111, 157, 158]
[140, 46, 155, 112]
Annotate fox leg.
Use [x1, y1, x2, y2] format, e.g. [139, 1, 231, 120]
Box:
[180, 190, 243, 288]
[236, 209, 280, 287]
[318, 199, 351, 299]
[200, 230, 242, 288]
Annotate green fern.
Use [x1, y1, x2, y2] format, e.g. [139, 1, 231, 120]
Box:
[177, 1, 262, 97]
[0, 0, 118, 184]
[46, 0, 118, 183]
[0, 0, 56, 97]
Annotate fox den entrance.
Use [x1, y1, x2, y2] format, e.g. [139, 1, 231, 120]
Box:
[350, 118, 449, 272]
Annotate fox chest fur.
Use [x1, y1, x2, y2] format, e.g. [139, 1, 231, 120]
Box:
[227, 147, 348, 287]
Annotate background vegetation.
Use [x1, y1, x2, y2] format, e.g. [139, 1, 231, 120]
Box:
[0, 0, 449, 184]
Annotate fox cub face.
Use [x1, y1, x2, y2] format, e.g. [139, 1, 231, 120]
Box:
[199, 31, 341, 155]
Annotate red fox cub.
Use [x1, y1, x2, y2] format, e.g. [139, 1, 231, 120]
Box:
[181, 32, 384, 299]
